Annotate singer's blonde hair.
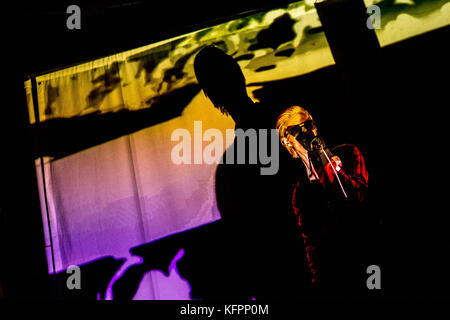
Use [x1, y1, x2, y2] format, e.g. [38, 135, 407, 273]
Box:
[276, 106, 313, 158]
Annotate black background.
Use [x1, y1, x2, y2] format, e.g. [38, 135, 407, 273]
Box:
[1, 0, 449, 301]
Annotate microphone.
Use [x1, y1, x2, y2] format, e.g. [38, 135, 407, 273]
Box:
[310, 136, 324, 153]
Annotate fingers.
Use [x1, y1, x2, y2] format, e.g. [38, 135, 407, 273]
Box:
[331, 156, 342, 172]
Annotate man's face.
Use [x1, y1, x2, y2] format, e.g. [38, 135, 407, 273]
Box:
[286, 119, 319, 152]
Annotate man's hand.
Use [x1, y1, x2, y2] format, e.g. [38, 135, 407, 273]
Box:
[324, 155, 342, 183]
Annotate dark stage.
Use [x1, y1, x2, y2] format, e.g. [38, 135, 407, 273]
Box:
[1, 0, 449, 306]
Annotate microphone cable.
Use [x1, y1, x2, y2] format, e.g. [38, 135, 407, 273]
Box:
[321, 148, 348, 199]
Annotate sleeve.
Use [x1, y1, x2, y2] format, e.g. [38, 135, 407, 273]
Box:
[292, 183, 323, 284]
[331, 144, 368, 202]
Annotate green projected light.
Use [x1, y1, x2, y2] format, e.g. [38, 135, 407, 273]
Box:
[25, 0, 449, 124]
[364, 0, 450, 46]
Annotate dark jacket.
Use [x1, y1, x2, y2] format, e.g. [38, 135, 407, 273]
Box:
[292, 144, 369, 291]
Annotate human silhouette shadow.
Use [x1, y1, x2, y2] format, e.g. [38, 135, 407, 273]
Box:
[193, 46, 310, 299]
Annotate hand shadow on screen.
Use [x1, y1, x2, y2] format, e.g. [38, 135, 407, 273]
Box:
[110, 220, 254, 300]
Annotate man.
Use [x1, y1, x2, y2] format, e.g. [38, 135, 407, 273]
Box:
[276, 105, 369, 294]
